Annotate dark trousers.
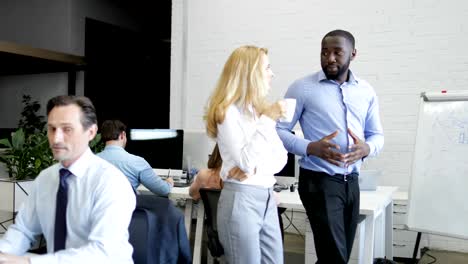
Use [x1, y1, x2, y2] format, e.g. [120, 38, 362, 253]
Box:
[298, 168, 360, 264]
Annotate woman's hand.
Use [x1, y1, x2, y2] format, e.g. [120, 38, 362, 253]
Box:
[228, 166, 248, 181]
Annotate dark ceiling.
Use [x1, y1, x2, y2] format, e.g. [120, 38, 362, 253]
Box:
[113, 0, 172, 41]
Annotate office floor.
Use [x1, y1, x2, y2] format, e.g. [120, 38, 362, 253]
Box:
[283, 233, 306, 263]
[281, 235, 468, 264]
[413, 249, 468, 264]
[191, 223, 468, 264]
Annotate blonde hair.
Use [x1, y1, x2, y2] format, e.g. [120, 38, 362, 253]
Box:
[205, 45, 269, 138]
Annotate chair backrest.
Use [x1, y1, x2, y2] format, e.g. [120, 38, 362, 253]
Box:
[199, 188, 224, 258]
[129, 207, 157, 264]
[129, 194, 192, 264]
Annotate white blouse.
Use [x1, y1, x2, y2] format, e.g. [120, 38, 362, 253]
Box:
[217, 104, 288, 188]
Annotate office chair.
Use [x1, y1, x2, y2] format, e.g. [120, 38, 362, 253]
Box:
[129, 207, 156, 264]
[129, 194, 191, 264]
[199, 188, 224, 263]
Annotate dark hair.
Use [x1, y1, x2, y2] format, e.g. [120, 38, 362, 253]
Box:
[100, 120, 127, 142]
[323, 29, 355, 49]
[207, 144, 222, 169]
[47, 95, 97, 129]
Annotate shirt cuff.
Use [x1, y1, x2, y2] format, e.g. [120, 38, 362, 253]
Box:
[364, 141, 375, 160]
[296, 138, 310, 157]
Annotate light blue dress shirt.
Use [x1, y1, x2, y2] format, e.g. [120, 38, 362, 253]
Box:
[97, 145, 172, 196]
[276, 70, 384, 176]
[0, 148, 136, 264]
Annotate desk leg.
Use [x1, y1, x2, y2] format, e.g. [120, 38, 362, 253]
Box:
[374, 210, 385, 258]
[184, 199, 193, 240]
[193, 201, 205, 264]
[363, 214, 375, 264]
[385, 201, 394, 260]
[357, 217, 366, 264]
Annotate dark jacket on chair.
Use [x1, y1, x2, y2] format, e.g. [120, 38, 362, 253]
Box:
[129, 194, 192, 264]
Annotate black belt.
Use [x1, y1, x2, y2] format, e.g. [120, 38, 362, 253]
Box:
[300, 168, 359, 182]
[333, 172, 358, 182]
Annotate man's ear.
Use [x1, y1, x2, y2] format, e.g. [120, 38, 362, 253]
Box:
[87, 124, 98, 141]
[119, 131, 126, 140]
[351, 48, 357, 61]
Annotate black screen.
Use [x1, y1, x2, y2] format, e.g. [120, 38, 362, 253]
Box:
[126, 129, 184, 170]
[275, 130, 296, 177]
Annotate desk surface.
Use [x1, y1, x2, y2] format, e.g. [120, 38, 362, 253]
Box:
[276, 186, 397, 215]
[137, 184, 190, 199]
[168, 186, 190, 199]
[139, 184, 397, 214]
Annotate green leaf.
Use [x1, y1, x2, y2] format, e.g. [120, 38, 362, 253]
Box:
[2, 95, 57, 180]
[11, 129, 25, 150]
[35, 158, 41, 169]
[89, 133, 105, 153]
[0, 138, 12, 148]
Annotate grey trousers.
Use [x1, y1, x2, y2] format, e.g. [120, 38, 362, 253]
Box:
[217, 182, 283, 264]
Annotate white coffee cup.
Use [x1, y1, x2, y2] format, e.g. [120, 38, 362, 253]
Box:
[279, 98, 296, 122]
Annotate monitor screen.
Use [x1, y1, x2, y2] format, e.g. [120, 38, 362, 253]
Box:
[127, 129, 184, 170]
[275, 130, 296, 177]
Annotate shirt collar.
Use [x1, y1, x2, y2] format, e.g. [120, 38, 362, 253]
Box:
[318, 69, 360, 85]
[104, 145, 125, 151]
[60, 148, 94, 178]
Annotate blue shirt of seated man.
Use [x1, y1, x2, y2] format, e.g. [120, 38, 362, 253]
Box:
[97, 120, 173, 196]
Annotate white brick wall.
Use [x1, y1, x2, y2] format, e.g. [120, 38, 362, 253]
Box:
[171, 0, 468, 191]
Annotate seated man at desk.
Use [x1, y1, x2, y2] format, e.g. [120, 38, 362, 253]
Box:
[97, 120, 173, 196]
[0, 95, 135, 263]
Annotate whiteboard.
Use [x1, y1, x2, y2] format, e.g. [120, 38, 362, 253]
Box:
[407, 91, 468, 239]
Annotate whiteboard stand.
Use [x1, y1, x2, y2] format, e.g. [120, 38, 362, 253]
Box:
[412, 232, 422, 263]
[407, 90, 468, 261]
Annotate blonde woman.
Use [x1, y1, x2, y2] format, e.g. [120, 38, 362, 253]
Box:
[205, 45, 288, 263]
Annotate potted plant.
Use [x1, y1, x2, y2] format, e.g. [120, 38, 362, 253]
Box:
[0, 95, 54, 180]
[0, 96, 53, 218]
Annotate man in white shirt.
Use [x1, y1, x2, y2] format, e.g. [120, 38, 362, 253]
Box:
[0, 95, 136, 264]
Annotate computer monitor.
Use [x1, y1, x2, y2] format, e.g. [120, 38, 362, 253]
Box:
[182, 130, 216, 171]
[275, 130, 296, 177]
[127, 129, 184, 170]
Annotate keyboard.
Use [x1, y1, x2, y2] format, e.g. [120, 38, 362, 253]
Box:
[173, 181, 190, 188]
[273, 183, 288, 192]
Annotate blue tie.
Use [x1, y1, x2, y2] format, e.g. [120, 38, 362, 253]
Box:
[54, 168, 72, 252]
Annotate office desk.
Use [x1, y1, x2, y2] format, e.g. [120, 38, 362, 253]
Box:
[279, 186, 397, 264]
[140, 184, 396, 264]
